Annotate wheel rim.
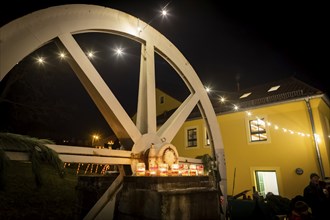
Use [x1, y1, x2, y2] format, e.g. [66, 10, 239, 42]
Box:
[0, 4, 226, 200]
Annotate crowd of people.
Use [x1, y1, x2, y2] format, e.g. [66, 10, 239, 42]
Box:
[267, 172, 329, 220]
[296, 172, 329, 220]
[226, 172, 329, 220]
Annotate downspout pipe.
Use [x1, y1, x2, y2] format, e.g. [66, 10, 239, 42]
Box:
[305, 97, 325, 179]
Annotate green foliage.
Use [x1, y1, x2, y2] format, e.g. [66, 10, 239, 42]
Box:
[196, 154, 214, 174]
[0, 132, 64, 189]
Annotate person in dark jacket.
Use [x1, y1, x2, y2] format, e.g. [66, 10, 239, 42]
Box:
[288, 200, 314, 220]
[265, 192, 291, 216]
[303, 173, 328, 220]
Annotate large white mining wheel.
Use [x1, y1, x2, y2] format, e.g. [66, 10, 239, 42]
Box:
[0, 4, 227, 219]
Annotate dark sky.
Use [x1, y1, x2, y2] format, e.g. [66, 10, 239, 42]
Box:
[0, 0, 328, 144]
[1, 1, 328, 90]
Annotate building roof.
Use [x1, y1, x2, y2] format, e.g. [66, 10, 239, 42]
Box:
[157, 76, 328, 121]
[209, 77, 325, 114]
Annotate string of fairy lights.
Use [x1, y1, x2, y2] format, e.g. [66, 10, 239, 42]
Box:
[246, 111, 313, 139]
[63, 162, 113, 175]
[205, 86, 319, 142]
[34, 3, 171, 65]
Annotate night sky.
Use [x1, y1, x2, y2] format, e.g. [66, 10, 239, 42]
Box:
[0, 1, 328, 144]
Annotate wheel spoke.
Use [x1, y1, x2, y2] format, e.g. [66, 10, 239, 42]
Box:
[136, 42, 157, 134]
[57, 33, 142, 146]
[157, 93, 199, 142]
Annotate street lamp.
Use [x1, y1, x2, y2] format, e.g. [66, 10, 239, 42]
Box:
[92, 134, 99, 147]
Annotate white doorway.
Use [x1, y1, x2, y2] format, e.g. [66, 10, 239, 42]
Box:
[255, 170, 279, 197]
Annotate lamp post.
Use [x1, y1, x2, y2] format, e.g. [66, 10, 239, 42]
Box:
[92, 135, 99, 147]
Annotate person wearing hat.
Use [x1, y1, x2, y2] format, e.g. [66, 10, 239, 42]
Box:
[303, 173, 328, 220]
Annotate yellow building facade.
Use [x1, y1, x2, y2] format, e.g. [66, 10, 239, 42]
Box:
[165, 79, 330, 200]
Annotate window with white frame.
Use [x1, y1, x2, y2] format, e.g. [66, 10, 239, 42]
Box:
[255, 170, 279, 198]
[249, 118, 268, 142]
[186, 128, 197, 148]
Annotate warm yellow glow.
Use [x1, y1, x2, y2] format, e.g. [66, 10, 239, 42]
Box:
[246, 113, 312, 139]
[92, 134, 99, 146]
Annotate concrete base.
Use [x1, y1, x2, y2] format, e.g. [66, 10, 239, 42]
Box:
[114, 176, 221, 220]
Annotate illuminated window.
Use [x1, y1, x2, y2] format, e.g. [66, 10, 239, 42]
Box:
[240, 92, 252, 99]
[268, 85, 280, 92]
[249, 118, 267, 142]
[187, 128, 197, 148]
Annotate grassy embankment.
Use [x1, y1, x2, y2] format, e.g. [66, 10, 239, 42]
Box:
[0, 161, 78, 219]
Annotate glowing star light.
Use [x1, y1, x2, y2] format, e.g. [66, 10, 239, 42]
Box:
[115, 48, 123, 56]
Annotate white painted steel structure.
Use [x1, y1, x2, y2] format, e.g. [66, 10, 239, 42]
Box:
[0, 4, 227, 219]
